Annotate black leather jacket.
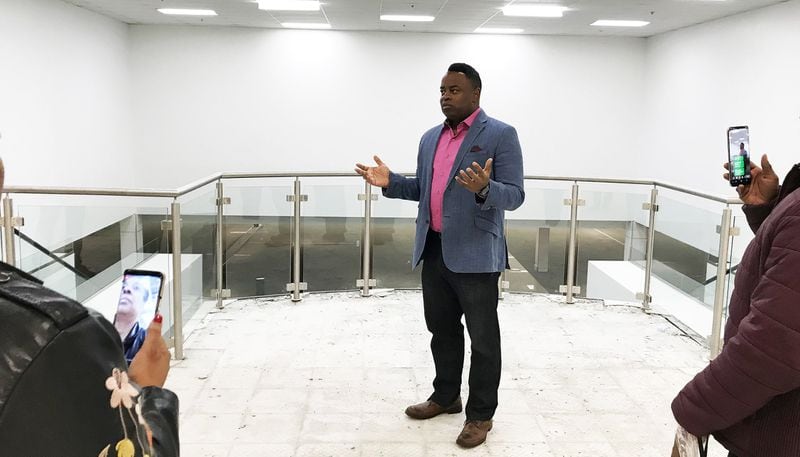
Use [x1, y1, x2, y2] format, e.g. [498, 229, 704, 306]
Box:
[0, 262, 180, 456]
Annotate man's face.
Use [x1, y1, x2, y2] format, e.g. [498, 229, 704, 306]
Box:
[440, 71, 480, 124]
[117, 276, 147, 318]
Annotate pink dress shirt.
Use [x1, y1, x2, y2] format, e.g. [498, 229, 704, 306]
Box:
[429, 108, 482, 233]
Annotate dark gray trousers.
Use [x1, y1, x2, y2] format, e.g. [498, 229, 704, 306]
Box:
[421, 231, 501, 421]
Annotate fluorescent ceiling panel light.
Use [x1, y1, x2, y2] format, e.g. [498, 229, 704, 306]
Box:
[380, 15, 435, 22]
[258, 1, 320, 12]
[591, 19, 649, 27]
[157, 8, 217, 16]
[281, 22, 331, 29]
[474, 27, 524, 34]
[502, 4, 568, 18]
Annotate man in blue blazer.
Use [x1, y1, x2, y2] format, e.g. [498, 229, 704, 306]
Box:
[355, 63, 524, 448]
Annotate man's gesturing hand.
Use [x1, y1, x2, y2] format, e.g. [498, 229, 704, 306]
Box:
[455, 158, 493, 194]
[355, 155, 391, 188]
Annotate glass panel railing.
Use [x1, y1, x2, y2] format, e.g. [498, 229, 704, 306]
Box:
[12, 194, 171, 303]
[301, 177, 362, 292]
[370, 182, 420, 289]
[505, 180, 573, 294]
[649, 189, 727, 341]
[3, 174, 749, 357]
[575, 183, 651, 300]
[177, 185, 218, 324]
[221, 178, 293, 297]
[8, 193, 175, 339]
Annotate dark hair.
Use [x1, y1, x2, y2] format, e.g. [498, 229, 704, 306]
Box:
[448, 63, 482, 90]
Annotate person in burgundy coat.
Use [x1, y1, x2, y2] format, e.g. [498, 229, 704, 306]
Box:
[672, 154, 800, 457]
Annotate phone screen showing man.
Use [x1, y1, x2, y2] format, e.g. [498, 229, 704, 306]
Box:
[113, 270, 164, 364]
[728, 126, 751, 186]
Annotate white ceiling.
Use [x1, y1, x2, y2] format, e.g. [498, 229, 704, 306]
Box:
[62, 0, 788, 37]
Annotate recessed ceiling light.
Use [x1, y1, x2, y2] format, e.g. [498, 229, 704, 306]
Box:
[591, 20, 650, 27]
[281, 22, 331, 29]
[474, 27, 524, 34]
[258, 1, 320, 12]
[502, 4, 568, 18]
[380, 15, 435, 22]
[157, 8, 217, 16]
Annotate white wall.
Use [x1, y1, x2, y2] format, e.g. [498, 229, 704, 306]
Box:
[129, 26, 646, 187]
[0, 0, 134, 188]
[4, 0, 799, 199]
[642, 0, 800, 195]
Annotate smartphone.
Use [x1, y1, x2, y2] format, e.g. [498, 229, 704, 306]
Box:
[727, 126, 751, 186]
[113, 269, 165, 362]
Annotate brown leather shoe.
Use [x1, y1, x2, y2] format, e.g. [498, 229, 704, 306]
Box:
[456, 419, 493, 448]
[404, 397, 462, 420]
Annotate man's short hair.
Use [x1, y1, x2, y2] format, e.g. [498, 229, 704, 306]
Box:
[448, 63, 482, 90]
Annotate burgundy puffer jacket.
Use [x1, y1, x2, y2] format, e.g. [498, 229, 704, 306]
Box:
[672, 165, 800, 457]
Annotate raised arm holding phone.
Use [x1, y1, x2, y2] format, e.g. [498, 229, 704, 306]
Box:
[0, 158, 179, 457]
[671, 151, 800, 457]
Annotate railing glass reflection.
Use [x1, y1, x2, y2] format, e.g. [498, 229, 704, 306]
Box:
[12, 194, 171, 302]
[649, 189, 730, 344]
[505, 181, 572, 294]
[220, 178, 293, 297]
[176, 187, 218, 325]
[301, 177, 363, 292]
[370, 184, 420, 290]
[573, 182, 652, 301]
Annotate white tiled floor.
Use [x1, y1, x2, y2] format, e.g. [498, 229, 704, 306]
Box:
[167, 291, 728, 457]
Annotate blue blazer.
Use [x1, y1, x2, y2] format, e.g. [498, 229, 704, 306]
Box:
[383, 110, 525, 273]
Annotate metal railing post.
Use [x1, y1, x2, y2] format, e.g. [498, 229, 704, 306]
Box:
[637, 187, 658, 311]
[286, 178, 307, 302]
[709, 207, 734, 359]
[2, 196, 16, 266]
[215, 180, 230, 308]
[358, 181, 377, 296]
[561, 183, 582, 303]
[170, 201, 184, 360]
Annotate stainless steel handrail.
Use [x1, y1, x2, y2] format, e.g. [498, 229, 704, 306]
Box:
[521, 176, 741, 205]
[175, 172, 223, 196]
[4, 173, 744, 205]
[523, 175, 655, 186]
[2, 186, 178, 198]
[2, 173, 223, 198]
[653, 182, 740, 204]
[221, 172, 358, 179]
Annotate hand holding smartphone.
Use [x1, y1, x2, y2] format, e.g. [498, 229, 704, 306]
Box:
[113, 269, 165, 363]
[728, 126, 751, 186]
